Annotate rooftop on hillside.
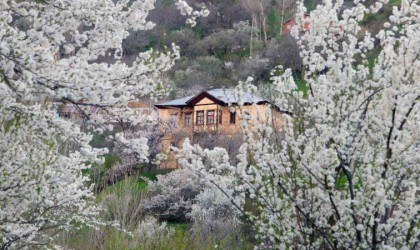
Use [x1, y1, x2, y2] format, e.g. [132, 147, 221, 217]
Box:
[155, 89, 266, 107]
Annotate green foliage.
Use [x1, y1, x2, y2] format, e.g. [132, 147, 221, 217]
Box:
[56, 223, 251, 250]
[119, 0, 387, 96]
[336, 173, 347, 189]
[139, 170, 170, 181]
[166, 221, 188, 231]
[98, 169, 175, 196]
[192, 24, 209, 39]
[84, 153, 121, 188]
[389, 0, 401, 6]
[228, 48, 250, 59]
[162, 0, 175, 7]
[100, 177, 146, 197]
[172, 56, 226, 89]
[267, 10, 281, 38]
[57, 171, 251, 250]
[103, 154, 121, 170]
[143, 39, 157, 52]
[362, 11, 387, 24]
[3, 115, 21, 133]
[361, 46, 381, 79]
[89, 130, 110, 148]
[295, 79, 308, 97]
[304, 0, 321, 12]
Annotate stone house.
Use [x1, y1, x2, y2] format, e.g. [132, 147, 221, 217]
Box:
[154, 89, 284, 168]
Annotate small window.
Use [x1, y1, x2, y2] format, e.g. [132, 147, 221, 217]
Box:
[185, 113, 192, 126]
[207, 110, 215, 124]
[196, 111, 204, 125]
[170, 142, 176, 151]
[230, 111, 236, 124]
[218, 110, 222, 124]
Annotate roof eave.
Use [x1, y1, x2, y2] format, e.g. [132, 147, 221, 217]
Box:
[185, 91, 225, 106]
[154, 104, 190, 109]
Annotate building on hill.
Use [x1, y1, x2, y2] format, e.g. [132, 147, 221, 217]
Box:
[154, 89, 284, 168]
[58, 103, 103, 121]
[58, 100, 155, 124]
[283, 13, 343, 36]
[282, 14, 310, 34]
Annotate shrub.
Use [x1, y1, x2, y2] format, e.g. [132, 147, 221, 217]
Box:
[145, 169, 202, 221]
[100, 178, 148, 230]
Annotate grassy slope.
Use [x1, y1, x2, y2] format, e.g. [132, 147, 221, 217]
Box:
[57, 174, 252, 250]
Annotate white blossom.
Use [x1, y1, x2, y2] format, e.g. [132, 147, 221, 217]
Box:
[177, 0, 420, 248]
[0, 0, 207, 248]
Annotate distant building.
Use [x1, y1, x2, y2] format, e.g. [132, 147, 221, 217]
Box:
[58, 100, 155, 123]
[283, 14, 342, 35]
[154, 89, 284, 168]
[59, 103, 103, 120]
[282, 14, 310, 34]
[127, 100, 154, 116]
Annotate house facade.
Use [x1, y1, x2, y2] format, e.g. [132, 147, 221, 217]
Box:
[155, 89, 284, 168]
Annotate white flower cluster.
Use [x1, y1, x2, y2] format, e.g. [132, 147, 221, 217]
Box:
[175, 0, 210, 27]
[0, 0, 207, 248]
[136, 217, 174, 240]
[0, 98, 103, 248]
[177, 0, 419, 248]
[145, 168, 202, 221]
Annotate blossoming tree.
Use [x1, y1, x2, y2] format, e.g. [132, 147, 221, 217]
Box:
[177, 0, 419, 248]
[0, 0, 207, 248]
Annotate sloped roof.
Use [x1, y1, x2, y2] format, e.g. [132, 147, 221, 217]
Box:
[206, 89, 264, 104]
[154, 89, 266, 108]
[155, 95, 194, 107]
[128, 100, 152, 109]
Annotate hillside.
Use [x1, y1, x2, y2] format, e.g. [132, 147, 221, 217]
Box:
[117, 0, 396, 101]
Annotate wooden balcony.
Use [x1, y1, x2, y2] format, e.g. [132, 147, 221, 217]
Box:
[193, 123, 218, 133]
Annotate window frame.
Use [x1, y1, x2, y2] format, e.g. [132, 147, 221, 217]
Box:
[230, 111, 236, 124]
[170, 142, 176, 151]
[218, 110, 222, 124]
[196, 111, 204, 125]
[185, 112, 192, 127]
[207, 110, 215, 124]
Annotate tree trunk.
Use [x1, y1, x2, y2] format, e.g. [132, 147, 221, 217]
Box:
[260, 2, 267, 44]
[279, 8, 285, 37]
[262, 16, 267, 43]
[250, 15, 255, 58]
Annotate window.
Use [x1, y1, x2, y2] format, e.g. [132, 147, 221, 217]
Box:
[207, 110, 215, 124]
[196, 111, 204, 125]
[185, 113, 192, 126]
[218, 110, 222, 124]
[230, 111, 236, 124]
[170, 142, 176, 151]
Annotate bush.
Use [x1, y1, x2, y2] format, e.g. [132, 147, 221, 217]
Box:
[188, 188, 240, 223]
[266, 34, 302, 72]
[145, 169, 202, 221]
[100, 178, 148, 230]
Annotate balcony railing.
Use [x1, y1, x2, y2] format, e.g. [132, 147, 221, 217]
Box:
[194, 123, 218, 132]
